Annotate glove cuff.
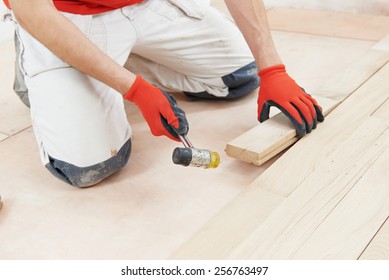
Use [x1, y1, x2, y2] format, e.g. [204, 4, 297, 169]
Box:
[123, 75, 151, 102]
[258, 64, 286, 77]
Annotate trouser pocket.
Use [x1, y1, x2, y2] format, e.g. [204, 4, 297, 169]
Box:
[167, 0, 210, 19]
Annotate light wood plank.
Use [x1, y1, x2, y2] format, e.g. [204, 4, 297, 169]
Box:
[225, 96, 338, 166]
[372, 97, 389, 120]
[360, 218, 389, 260]
[226, 50, 389, 167]
[170, 189, 284, 259]
[373, 33, 389, 51]
[293, 148, 389, 259]
[251, 61, 389, 197]
[229, 117, 389, 259]
[267, 8, 389, 41]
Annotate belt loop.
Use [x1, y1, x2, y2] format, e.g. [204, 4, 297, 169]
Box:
[1, 7, 12, 22]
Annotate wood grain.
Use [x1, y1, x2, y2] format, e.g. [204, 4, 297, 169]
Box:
[360, 218, 389, 260]
[225, 96, 338, 166]
[251, 61, 389, 197]
[293, 148, 389, 259]
[229, 117, 389, 259]
[267, 8, 389, 41]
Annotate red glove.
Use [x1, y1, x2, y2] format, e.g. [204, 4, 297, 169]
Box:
[124, 76, 189, 141]
[257, 64, 324, 136]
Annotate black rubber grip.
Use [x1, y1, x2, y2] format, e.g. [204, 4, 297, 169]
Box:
[172, 147, 192, 166]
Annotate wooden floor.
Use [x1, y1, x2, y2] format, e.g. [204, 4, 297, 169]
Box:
[0, 1, 388, 259]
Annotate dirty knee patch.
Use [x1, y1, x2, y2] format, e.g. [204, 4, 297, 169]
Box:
[45, 139, 132, 187]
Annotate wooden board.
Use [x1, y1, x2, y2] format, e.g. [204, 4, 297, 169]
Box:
[360, 218, 389, 260]
[228, 117, 389, 259]
[170, 189, 284, 259]
[225, 96, 338, 166]
[251, 61, 389, 197]
[226, 49, 389, 167]
[267, 8, 389, 41]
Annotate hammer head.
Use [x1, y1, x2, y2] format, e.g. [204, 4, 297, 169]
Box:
[172, 147, 220, 168]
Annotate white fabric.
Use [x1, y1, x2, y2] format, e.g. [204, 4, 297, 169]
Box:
[14, 0, 254, 167]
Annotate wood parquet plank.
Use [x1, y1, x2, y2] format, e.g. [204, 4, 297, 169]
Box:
[360, 218, 389, 260]
[229, 117, 389, 259]
[267, 8, 389, 41]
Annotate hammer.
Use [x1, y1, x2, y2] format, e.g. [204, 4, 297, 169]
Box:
[172, 134, 220, 168]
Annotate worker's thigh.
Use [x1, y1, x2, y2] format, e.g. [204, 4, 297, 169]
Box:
[124, 0, 259, 99]
[14, 9, 135, 187]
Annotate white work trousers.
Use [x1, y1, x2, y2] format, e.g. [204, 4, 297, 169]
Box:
[12, 0, 256, 185]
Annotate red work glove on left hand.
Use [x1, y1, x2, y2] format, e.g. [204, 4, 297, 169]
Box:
[257, 64, 324, 136]
[124, 76, 189, 141]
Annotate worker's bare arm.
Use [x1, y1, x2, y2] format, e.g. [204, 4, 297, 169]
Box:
[224, 0, 281, 70]
[224, 0, 324, 136]
[9, 0, 136, 95]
